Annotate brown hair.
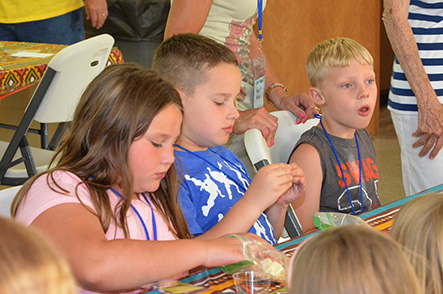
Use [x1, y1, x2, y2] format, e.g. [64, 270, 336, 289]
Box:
[152, 33, 238, 95]
[391, 192, 443, 294]
[12, 63, 191, 239]
[289, 225, 422, 294]
[0, 217, 77, 294]
[306, 37, 373, 87]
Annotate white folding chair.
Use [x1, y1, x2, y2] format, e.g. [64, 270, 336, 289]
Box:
[244, 110, 318, 238]
[0, 185, 22, 217]
[0, 34, 115, 185]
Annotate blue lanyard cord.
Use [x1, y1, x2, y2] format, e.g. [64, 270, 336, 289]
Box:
[355, 130, 364, 213]
[313, 114, 363, 215]
[257, 0, 263, 46]
[175, 144, 251, 190]
[109, 187, 158, 241]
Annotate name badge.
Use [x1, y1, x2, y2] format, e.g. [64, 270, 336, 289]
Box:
[252, 54, 266, 108]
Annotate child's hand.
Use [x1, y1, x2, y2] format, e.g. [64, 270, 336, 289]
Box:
[202, 233, 264, 268]
[246, 163, 298, 210]
[275, 163, 306, 206]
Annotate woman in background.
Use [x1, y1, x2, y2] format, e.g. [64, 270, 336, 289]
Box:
[165, 0, 317, 175]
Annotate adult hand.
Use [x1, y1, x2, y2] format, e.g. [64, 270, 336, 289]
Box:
[278, 93, 319, 124]
[412, 101, 443, 159]
[269, 86, 319, 124]
[233, 107, 278, 147]
[85, 0, 108, 29]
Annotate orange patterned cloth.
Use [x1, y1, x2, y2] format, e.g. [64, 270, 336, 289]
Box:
[131, 184, 443, 294]
[0, 41, 124, 99]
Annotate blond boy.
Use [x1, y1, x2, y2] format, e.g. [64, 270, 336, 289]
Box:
[289, 37, 381, 233]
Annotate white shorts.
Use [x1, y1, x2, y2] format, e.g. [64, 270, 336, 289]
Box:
[390, 110, 443, 196]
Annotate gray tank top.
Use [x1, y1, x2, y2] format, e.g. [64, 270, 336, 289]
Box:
[292, 126, 381, 214]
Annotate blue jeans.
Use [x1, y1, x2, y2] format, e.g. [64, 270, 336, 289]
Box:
[0, 8, 85, 45]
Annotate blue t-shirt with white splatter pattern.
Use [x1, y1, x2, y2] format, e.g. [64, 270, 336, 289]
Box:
[175, 145, 277, 245]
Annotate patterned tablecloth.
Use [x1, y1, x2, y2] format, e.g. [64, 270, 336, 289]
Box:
[0, 41, 124, 99]
[135, 183, 443, 294]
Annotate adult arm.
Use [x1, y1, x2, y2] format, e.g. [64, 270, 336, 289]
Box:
[289, 143, 322, 234]
[248, 33, 319, 123]
[30, 203, 245, 292]
[383, 0, 443, 159]
[164, 0, 213, 38]
[84, 0, 108, 29]
[165, 1, 281, 147]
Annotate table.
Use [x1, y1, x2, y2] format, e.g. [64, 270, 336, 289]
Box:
[0, 41, 124, 99]
[139, 183, 443, 294]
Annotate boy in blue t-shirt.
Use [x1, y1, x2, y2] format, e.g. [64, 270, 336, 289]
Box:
[152, 33, 306, 244]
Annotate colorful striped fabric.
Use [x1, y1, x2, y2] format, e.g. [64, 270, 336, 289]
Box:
[136, 183, 443, 294]
[0, 41, 124, 99]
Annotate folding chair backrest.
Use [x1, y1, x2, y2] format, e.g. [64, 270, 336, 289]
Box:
[245, 110, 318, 171]
[32, 34, 114, 124]
[244, 110, 318, 238]
[0, 34, 114, 185]
[269, 110, 318, 165]
[0, 185, 22, 217]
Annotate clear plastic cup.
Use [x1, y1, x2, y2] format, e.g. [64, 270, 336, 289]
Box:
[233, 271, 272, 294]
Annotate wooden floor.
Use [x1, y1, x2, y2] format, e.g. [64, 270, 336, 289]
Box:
[372, 107, 405, 204]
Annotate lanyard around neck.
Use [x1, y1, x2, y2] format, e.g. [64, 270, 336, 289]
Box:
[175, 144, 251, 188]
[110, 187, 158, 241]
[314, 114, 363, 215]
[258, 0, 263, 48]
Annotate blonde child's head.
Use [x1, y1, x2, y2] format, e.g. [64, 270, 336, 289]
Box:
[391, 192, 443, 294]
[0, 217, 77, 294]
[306, 37, 373, 88]
[288, 225, 422, 294]
[152, 33, 238, 96]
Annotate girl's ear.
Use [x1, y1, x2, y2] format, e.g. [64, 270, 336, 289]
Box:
[309, 87, 325, 106]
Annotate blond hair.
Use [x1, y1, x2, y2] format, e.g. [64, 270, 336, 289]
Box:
[391, 192, 443, 294]
[0, 217, 77, 294]
[289, 225, 422, 294]
[306, 37, 373, 87]
[152, 33, 238, 96]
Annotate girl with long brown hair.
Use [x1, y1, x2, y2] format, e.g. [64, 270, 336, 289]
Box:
[11, 63, 252, 293]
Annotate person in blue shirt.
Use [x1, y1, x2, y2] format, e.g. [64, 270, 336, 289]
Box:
[152, 33, 306, 245]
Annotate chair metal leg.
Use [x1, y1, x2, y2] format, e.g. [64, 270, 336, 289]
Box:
[40, 123, 49, 149]
[0, 68, 55, 185]
[19, 136, 37, 177]
[284, 205, 303, 238]
[47, 122, 68, 150]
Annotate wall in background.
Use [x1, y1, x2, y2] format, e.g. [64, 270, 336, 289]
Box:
[261, 0, 388, 137]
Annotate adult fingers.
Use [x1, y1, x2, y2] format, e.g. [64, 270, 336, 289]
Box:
[418, 134, 436, 158]
[429, 136, 443, 159]
[412, 133, 429, 149]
